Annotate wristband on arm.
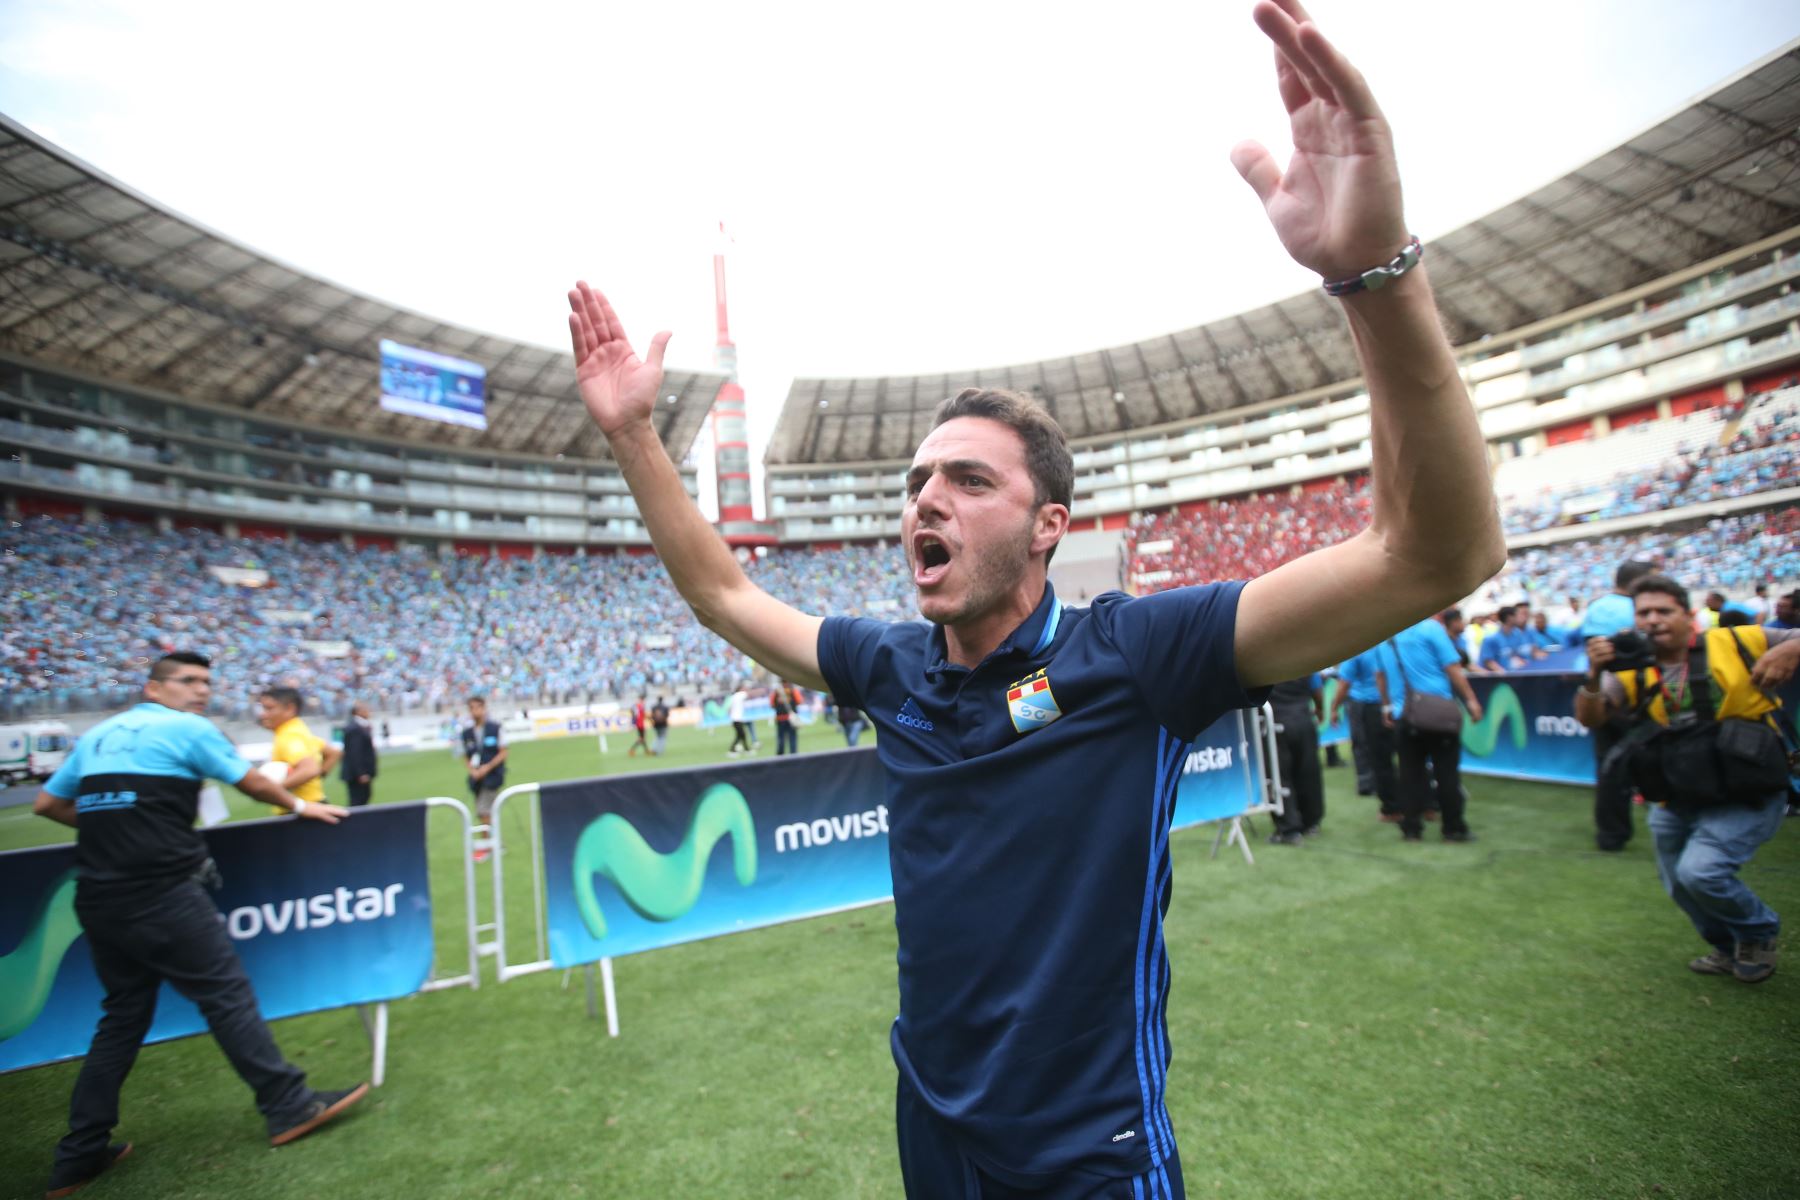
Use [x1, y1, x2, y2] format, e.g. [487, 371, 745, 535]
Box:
[1323, 237, 1423, 297]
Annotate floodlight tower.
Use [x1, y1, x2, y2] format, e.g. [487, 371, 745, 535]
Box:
[709, 223, 755, 532]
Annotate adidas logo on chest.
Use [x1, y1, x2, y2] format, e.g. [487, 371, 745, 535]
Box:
[895, 697, 935, 731]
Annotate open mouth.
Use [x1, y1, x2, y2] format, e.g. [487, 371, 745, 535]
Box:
[913, 531, 953, 588]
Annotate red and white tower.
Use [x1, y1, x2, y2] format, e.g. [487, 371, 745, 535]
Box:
[710, 223, 756, 532]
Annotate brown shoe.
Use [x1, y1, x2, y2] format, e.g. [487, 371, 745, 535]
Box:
[1687, 947, 1734, 976]
[269, 1084, 369, 1147]
[1733, 938, 1778, 984]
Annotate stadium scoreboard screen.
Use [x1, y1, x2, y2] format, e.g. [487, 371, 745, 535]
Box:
[379, 339, 488, 430]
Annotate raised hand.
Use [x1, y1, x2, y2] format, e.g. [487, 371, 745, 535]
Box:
[567, 282, 673, 440]
[1230, 0, 1409, 282]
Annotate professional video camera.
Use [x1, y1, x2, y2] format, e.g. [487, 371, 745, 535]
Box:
[1602, 630, 1657, 673]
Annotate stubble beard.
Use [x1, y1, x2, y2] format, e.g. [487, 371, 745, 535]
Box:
[916, 512, 1037, 628]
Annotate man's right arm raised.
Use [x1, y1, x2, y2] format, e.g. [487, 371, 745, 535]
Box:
[567, 282, 827, 692]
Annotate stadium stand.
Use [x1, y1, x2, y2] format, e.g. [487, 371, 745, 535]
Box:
[0, 518, 912, 722]
[4, 56, 1800, 728]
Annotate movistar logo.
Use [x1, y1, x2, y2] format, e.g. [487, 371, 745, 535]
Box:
[1182, 745, 1233, 774]
[1463, 683, 1528, 758]
[0, 870, 81, 1041]
[896, 698, 934, 731]
[572, 783, 757, 939]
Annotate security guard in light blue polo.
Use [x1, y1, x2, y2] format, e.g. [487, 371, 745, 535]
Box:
[32, 652, 364, 1197]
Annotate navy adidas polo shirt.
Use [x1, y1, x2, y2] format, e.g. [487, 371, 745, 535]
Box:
[818, 579, 1264, 1182]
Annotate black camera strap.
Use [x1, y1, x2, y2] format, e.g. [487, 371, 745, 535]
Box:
[1721, 626, 1800, 755]
[1627, 641, 1712, 724]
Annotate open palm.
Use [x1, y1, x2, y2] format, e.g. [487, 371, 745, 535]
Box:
[567, 282, 673, 439]
[1230, 0, 1409, 282]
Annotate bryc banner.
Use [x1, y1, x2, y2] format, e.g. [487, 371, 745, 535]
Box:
[0, 802, 434, 1073]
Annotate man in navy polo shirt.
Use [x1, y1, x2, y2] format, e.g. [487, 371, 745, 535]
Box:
[560, 2, 1504, 1192]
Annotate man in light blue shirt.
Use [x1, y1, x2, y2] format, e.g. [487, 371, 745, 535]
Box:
[1378, 610, 1483, 842]
[1331, 644, 1402, 820]
[1579, 560, 1657, 641]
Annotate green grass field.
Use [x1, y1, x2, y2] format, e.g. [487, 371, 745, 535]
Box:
[3, 725, 1797, 1200]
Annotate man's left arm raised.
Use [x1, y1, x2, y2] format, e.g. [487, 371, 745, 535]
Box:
[1228, 0, 1505, 688]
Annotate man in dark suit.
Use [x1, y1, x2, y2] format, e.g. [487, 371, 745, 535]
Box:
[340, 701, 378, 808]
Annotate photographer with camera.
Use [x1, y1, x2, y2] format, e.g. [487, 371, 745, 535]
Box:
[1576, 575, 1800, 984]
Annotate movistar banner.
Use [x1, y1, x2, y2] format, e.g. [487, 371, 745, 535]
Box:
[1172, 709, 1266, 826]
[0, 802, 434, 1073]
[1324, 666, 1798, 789]
[1458, 673, 1593, 785]
[541, 749, 890, 967]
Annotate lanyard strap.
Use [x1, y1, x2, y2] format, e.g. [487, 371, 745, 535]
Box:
[1030, 600, 1064, 656]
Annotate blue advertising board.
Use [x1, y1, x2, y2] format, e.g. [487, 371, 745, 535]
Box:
[1171, 709, 1265, 826]
[0, 802, 434, 1073]
[1459, 673, 1595, 784]
[541, 749, 891, 967]
[542, 710, 1270, 970]
[1315, 662, 1796, 791]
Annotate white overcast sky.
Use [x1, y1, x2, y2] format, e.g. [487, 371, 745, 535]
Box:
[2, 0, 1798, 516]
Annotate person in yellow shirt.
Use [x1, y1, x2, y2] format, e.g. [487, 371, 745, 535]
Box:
[257, 687, 341, 816]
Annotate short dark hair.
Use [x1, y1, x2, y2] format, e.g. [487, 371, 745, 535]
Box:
[1614, 559, 1655, 590]
[1495, 604, 1516, 623]
[932, 388, 1074, 567]
[261, 686, 303, 714]
[1630, 574, 1690, 611]
[467, 695, 487, 706]
[150, 651, 210, 682]
[933, 388, 1074, 509]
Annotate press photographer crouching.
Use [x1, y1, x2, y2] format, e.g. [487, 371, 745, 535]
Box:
[1575, 575, 1800, 984]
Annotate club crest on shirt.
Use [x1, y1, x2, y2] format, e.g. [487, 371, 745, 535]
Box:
[1006, 669, 1062, 734]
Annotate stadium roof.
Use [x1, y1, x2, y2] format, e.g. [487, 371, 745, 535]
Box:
[767, 43, 1800, 467]
[0, 114, 726, 463]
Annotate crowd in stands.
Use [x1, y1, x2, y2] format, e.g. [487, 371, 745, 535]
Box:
[1498, 507, 1800, 608]
[0, 517, 912, 721]
[1128, 483, 1797, 615]
[1126, 480, 1373, 586]
[1501, 382, 1799, 533]
[1683, 386, 1800, 503]
[8, 392, 1800, 722]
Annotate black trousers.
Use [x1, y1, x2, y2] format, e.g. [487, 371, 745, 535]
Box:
[1591, 721, 1634, 850]
[1272, 713, 1325, 834]
[346, 780, 372, 807]
[1349, 700, 1400, 815]
[729, 721, 752, 752]
[56, 881, 311, 1169]
[776, 723, 798, 755]
[1397, 725, 1467, 837]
